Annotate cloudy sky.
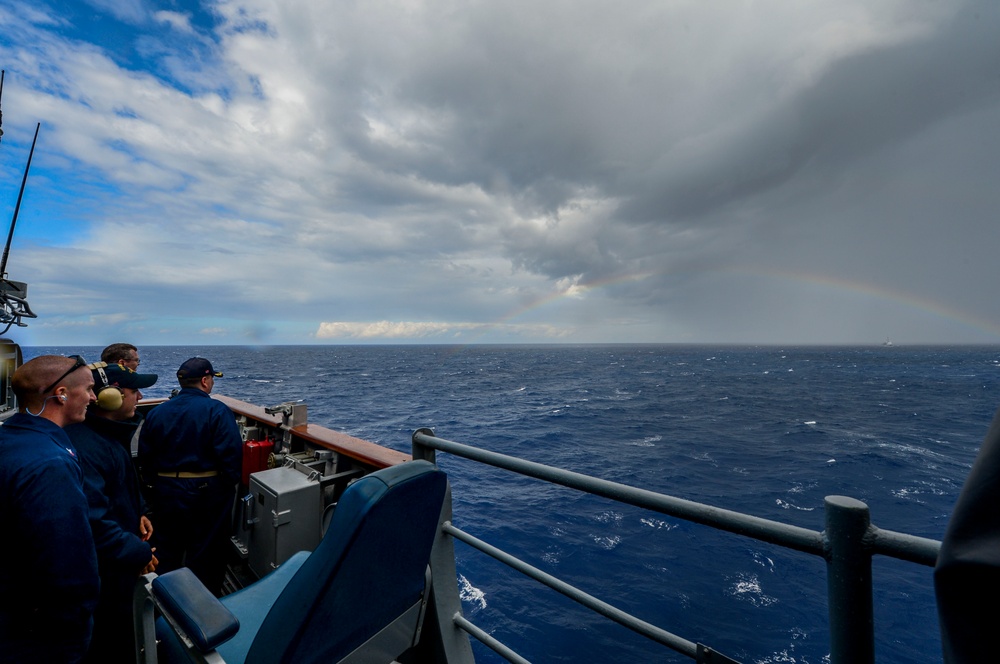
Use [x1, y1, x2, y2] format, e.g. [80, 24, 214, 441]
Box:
[0, 0, 998, 346]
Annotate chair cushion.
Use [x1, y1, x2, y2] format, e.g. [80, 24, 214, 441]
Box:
[152, 568, 240, 651]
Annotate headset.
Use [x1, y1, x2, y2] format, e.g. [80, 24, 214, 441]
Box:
[93, 362, 124, 411]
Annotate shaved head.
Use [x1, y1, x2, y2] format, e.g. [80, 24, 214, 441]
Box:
[13, 356, 96, 425]
[12, 356, 80, 408]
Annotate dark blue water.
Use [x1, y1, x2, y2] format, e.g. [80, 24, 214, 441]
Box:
[26, 344, 1000, 663]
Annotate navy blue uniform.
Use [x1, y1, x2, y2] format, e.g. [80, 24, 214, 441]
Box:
[0, 413, 100, 663]
[138, 388, 242, 593]
[66, 412, 153, 663]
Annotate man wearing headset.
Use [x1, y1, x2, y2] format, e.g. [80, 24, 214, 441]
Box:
[65, 362, 159, 663]
[0, 355, 100, 663]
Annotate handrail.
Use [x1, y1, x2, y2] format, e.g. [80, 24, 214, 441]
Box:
[443, 521, 701, 658]
[412, 428, 942, 664]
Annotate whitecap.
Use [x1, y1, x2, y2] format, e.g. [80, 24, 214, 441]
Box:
[755, 649, 797, 663]
[751, 551, 775, 572]
[541, 551, 561, 565]
[892, 486, 936, 502]
[593, 535, 621, 550]
[640, 517, 676, 530]
[594, 511, 624, 525]
[728, 572, 778, 607]
[458, 574, 487, 610]
[627, 434, 661, 447]
[776, 499, 815, 512]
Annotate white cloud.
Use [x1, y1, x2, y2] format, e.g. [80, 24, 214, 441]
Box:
[1, 0, 998, 344]
[153, 11, 195, 35]
[82, 0, 146, 24]
[315, 321, 572, 340]
[35, 313, 135, 329]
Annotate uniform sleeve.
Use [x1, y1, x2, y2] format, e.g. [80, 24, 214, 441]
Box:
[79, 447, 153, 573]
[14, 456, 100, 657]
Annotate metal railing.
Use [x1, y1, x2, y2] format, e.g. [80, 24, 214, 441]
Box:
[412, 428, 941, 664]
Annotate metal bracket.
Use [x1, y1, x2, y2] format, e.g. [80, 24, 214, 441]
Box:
[697, 643, 741, 664]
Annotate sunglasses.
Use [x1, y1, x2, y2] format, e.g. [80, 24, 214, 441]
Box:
[42, 355, 90, 395]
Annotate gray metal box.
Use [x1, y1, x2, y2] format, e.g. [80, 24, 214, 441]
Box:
[247, 466, 321, 578]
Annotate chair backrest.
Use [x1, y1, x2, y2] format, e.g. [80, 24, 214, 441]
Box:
[245, 459, 447, 664]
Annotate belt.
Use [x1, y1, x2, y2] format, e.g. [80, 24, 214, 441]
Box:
[157, 470, 220, 479]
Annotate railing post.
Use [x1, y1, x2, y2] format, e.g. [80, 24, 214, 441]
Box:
[824, 495, 874, 664]
[412, 427, 436, 463]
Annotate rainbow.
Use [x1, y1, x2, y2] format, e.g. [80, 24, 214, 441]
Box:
[478, 265, 1000, 342]
[737, 267, 1000, 340]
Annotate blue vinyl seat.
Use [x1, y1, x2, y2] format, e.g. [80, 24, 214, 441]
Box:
[134, 460, 448, 664]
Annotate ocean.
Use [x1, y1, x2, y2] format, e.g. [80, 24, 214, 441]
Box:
[25, 344, 1000, 663]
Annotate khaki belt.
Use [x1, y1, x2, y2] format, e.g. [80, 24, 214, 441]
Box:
[157, 470, 219, 479]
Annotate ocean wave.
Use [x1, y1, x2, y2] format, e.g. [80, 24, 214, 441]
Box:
[594, 510, 624, 526]
[751, 550, 775, 572]
[729, 572, 778, 607]
[776, 499, 815, 511]
[639, 517, 677, 530]
[627, 434, 662, 447]
[458, 574, 487, 610]
[892, 483, 945, 501]
[541, 550, 562, 565]
[753, 629, 826, 664]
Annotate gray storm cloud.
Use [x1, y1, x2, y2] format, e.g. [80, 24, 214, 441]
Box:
[1, 0, 998, 343]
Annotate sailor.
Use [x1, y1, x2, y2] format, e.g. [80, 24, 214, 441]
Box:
[65, 363, 159, 663]
[138, 357, 242, 594]
[100, 342, 140, 371]
[935, 404, 1000, 663]
[0, 355, 100, 663]
[99, 343, 145, 458]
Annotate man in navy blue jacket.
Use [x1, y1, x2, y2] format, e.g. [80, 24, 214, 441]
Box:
[138, 357, 242, 595]
[66, 362, 160, 663]
[0, 355, 99, 663]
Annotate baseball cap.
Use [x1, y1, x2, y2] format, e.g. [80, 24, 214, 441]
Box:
[93, 363, 158, 390]
[177, 357, 224, 380]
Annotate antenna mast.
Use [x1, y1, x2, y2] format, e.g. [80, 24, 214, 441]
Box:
[0, 69, 5, 143]
[0, 72, 38, 334]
